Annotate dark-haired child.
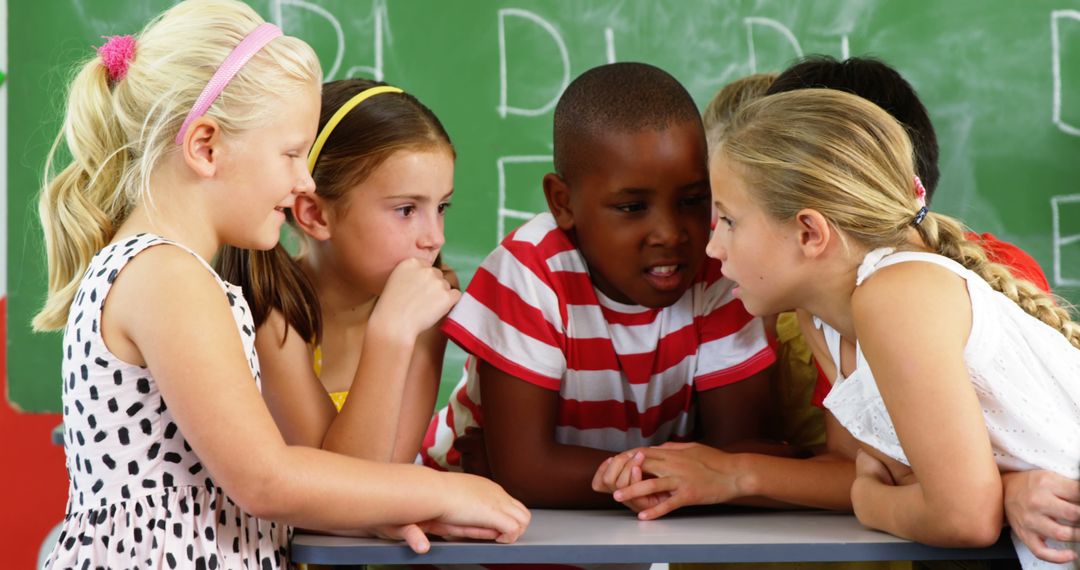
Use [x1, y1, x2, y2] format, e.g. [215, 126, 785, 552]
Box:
[213, 77, 531, 555]
[219, 79, 461, 466]
[422, 62, 775, 511]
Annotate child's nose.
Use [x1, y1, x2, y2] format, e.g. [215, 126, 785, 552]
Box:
[295, 169, 316, 195]
[418, 217, 445, 251]
[648, 210, 688, 246]
[705, 232, 727, 261]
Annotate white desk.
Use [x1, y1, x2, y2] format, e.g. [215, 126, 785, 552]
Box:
[291, 509, 1016, 566]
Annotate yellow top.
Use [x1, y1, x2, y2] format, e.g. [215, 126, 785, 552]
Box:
[769, 312, 826, 449]
[312, 344, 349, 412]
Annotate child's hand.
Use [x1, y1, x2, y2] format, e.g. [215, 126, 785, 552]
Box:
[438, 472, 531, 544]
[591, 450, 666, 513]
[371, 521, 504, 553]
[591, 448, 648, 494]
[854, 449, 896, 486]
[373, 257, 462, 340]
[611, 444, 745, 520]
[1003, 470, 1080, 563]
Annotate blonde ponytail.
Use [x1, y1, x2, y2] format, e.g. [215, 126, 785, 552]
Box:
[34, 60, 131, 331]
[32, 0, 321, 332]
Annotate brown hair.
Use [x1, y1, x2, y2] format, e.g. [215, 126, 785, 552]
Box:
[216, 78, 453, 345]
[717, 88, 1080, 349]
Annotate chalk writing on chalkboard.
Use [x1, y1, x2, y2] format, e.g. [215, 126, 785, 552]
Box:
[1052, 10, 1080, 136]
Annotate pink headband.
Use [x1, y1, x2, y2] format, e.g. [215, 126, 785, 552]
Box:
[175, 23, 283, 144]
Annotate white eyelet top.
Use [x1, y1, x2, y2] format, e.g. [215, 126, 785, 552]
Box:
[816, 248, 1080, 569]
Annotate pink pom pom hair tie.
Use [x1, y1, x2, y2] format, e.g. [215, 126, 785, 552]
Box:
[97, 35, 136, 83]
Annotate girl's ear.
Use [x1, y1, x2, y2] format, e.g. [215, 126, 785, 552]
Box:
[180, 117, 221, 178]
[292, 193, 332, 241]
[543, 173, 575, 231]
[795, 208, 832, 259]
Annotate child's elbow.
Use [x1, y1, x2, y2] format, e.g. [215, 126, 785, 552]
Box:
[939, 515, 1002, 548]
[935, 498, 1003, 548]
[222, 465, 290, 520]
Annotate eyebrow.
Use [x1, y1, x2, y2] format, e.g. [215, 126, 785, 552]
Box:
[611, 179, 709, 197]
[383, 189, 455, 202]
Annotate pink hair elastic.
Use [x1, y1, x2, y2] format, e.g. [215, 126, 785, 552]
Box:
[97, 35, 136, 83]
[913, 175, 927, 207]
[175, 23, 283, 144]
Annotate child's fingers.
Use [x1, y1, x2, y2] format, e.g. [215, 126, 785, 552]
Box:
[1026, 513, 1080, 553]
[591, 457, 613, 492]
[1015, 528, 1078, 564]
[615, 453, 643, 489]
[507, 497, 531, 528]
[602, 450, 641, 490]
[600, 456, 628, 491]
[425, 522, 501, 541]
[613, 476, 674, 503]
[487, 501, 531, 544]
[399, 524, 431, 554]
[638, 494, 687, 521]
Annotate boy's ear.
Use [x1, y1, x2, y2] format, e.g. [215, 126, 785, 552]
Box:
[542, 172, 575, 231]
[292, 194, 332, 241]
[180, 117, 221, 178]
[795, 208, 832, 259]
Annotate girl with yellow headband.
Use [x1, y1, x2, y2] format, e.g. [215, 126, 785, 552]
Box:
[218, 78, 460, 465]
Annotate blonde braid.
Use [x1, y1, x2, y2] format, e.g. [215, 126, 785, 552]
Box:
[916, 212, 1080, 349]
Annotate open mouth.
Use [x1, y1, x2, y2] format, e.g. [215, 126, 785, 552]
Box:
[648, 265, 678, 277]
[643, 264, 684, 291]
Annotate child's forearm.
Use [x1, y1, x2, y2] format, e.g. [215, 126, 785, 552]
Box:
[251, 446, 450, 528]
[851, 476, 1003, 547]
[731, 452, 855, 510]
[490, 441, 620, 508]
[322, 329, 415, 462]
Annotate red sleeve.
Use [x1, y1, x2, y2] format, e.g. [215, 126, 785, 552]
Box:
[811, 360, 832, 409]
[967, 232, 1051, 293]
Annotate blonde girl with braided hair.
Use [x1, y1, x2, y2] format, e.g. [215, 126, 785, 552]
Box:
[36, 1, 526, 567]
[622, 88, 1078, 568]
[716, 88, 1079, 567]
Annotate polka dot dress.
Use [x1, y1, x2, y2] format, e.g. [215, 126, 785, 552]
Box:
[43, 234, 289, 570]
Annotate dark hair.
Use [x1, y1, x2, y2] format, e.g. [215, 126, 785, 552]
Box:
[766, 56, 940, 202]
[553, 62, 702, 183]
[216, 78, 453, 345]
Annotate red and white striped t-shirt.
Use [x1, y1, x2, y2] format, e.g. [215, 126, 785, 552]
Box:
[421, 213, 774, 470]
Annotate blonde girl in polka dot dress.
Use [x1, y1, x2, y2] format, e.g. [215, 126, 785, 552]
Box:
[34, 1, 528, 568]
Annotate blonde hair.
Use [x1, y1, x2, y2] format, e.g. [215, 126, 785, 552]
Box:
[717, 89, 1080, 349]
[703, 72, 777, 150]
[33, 0, 321, 331]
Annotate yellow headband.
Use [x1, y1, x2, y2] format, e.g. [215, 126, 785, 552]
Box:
[307, 85, 404, 173]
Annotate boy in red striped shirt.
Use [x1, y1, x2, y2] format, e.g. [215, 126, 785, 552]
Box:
[421, 62, 776, 509]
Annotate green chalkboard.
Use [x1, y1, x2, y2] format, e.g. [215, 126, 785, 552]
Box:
[9, 0, 1080, 411]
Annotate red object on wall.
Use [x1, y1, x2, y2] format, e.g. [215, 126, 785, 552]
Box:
[0, 297, 69, 567]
